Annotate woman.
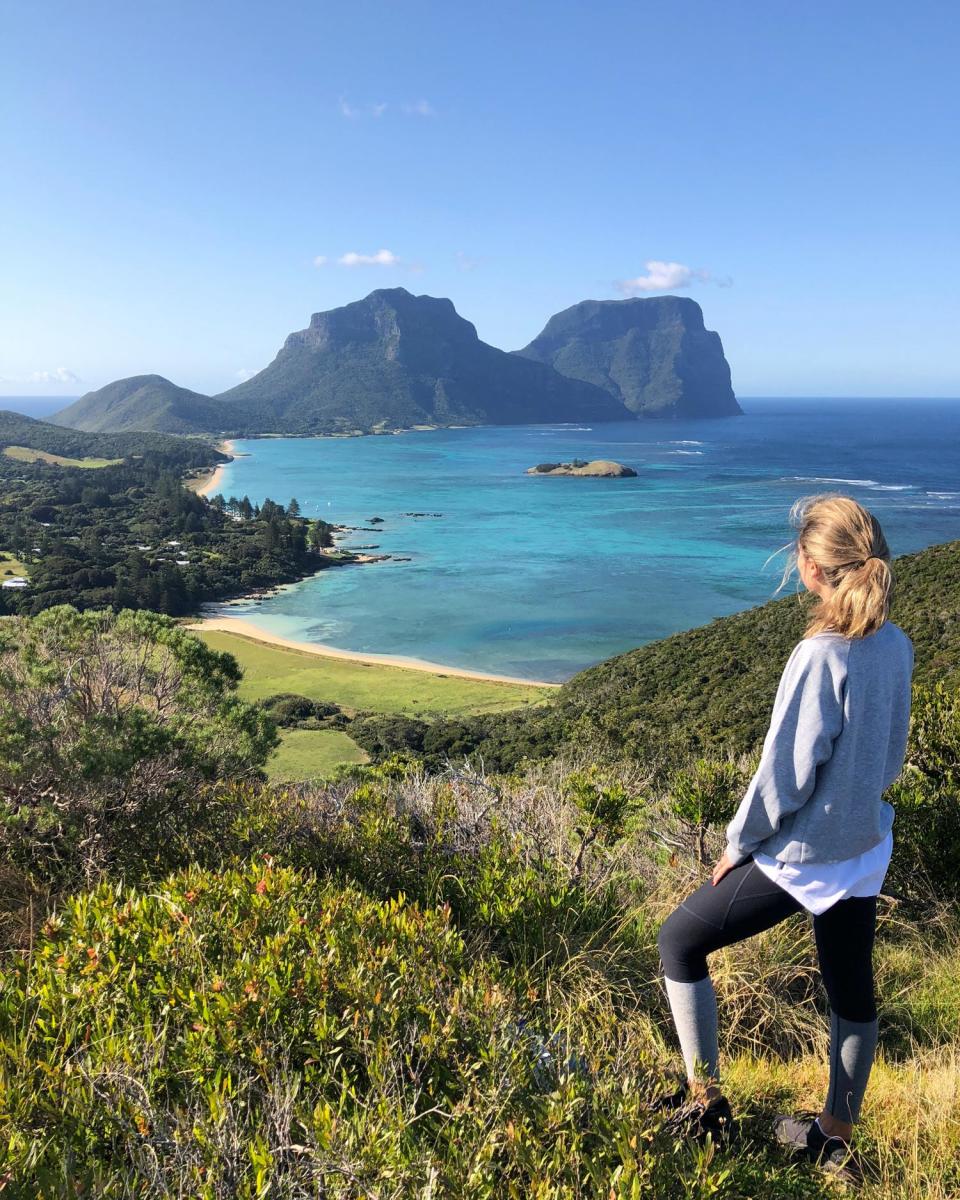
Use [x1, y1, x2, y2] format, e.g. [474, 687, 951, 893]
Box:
[655, 493, 915, 1186]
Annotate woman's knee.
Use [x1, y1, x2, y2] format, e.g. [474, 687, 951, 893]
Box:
[657, 905, 710, 983]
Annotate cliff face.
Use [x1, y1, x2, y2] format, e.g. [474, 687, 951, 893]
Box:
[55, 292, 738, 436]
[515, 295, 740, 419]
[54, 376, 225, 434]
[214, 288, 633, 432]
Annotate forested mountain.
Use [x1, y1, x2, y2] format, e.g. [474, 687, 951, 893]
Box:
[214, 288, 632, 433]
[516, 295, 741, 418]
[52, 375, 229, 435]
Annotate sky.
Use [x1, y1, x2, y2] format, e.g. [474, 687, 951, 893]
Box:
[2, 0, 959, 399]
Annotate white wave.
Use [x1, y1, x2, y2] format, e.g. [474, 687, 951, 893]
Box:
[668, 449, 704, 455]
[783, 475, 880, 487]
[669, 439, 705, 445]
[927, 491, 960, 499]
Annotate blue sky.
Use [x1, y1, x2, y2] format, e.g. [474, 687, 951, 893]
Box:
[2, 0, 958, 398]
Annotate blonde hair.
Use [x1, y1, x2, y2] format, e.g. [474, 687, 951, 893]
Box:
[768, 493, 893, 639]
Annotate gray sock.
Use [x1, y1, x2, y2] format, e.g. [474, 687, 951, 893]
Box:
[664, 974, 720, 1082]
[826, 1009, 878, 1124]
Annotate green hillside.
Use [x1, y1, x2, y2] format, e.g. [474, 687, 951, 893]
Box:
[353, 538, 960, 772]
[52, 375, 229, 435]
[0, 409, 224, 469]
[2, 603, 958, 1197]
[51, 292, 635, 437]
[559, 536, 960, 757]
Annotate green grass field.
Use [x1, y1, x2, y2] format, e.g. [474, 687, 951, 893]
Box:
[267, 727, 369, 781]
[196, 629, 554, 718]
[195, 629, 553, 781]
[2, 445, 122, 468]
[0, 552, 28, 578]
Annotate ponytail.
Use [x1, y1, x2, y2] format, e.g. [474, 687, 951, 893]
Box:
[773, 493, 894, 639]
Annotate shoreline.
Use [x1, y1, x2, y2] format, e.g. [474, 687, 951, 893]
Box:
[190, 440, 238, 496]
[187, 616, 562, 688]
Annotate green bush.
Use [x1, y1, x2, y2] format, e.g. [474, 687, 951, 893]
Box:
[257, 692, 342, 728]
[0, 863, 518, 1193]
[667, 755, 750, 865]
[0, 606, 277, 891]
[4, 858, 842, 1198]
[350, 712, 429, 755]
[888, 682, 960, 902]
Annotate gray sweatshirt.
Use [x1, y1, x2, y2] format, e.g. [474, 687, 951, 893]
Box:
[725, 619, 914, 866]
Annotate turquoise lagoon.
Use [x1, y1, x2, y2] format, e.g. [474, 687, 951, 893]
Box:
[205, 398, 960, 682]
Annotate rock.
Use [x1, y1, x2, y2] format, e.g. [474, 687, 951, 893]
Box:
[215, 288, 632, 433]
[525, 459, 638, 477]
[516, 295, 740, 419]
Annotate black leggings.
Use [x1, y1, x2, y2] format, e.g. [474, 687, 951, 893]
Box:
[657, 859, 877, 1022]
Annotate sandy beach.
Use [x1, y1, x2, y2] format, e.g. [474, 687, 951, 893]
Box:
[192, 441, 237, 496]
[187, 616, 561, 688]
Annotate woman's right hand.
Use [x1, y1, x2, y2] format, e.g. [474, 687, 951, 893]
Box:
[711, 849, 737, 887]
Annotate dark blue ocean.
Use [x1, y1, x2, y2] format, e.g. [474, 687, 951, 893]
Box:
[204, 397, 960, 681]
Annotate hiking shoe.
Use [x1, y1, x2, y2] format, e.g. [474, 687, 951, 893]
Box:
[773, 1113, 865, 1186]
[649, 1076, 688, 1113]
[663, 1094, 737, 1147]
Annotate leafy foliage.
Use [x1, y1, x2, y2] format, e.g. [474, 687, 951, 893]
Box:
[257, 692, 344, 728]
[0, 606, 277, 889]
[667, 755, 753, 865]
[888, 681, 960, 900]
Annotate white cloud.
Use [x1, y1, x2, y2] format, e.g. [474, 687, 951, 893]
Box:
[403, 99, 436, 117]
[456, 251, 480, 271]
[234, 368, 256, 382]
[339, 98, 390, 119]
[28, 367, 81, 384]
[313, 255, 328, 268]
[338, 249, 400, 267]
[616, 260, 730, 295]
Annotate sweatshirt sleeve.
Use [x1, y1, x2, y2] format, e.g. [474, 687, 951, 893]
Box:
[725, 639, 847, 865]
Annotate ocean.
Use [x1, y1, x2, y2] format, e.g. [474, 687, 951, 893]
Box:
[203, 397, 960, 682]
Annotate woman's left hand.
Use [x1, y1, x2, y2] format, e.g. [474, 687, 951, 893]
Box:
[711, 849, 737, 887]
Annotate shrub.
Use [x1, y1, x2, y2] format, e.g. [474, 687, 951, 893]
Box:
[888, 681, 960, 903]
[350, 713, 428, 756]
[667, 755, 750, 865]
[0, 606, 278, 891]
[257, 693, 342, 728]
[0, 863, 526, 1193]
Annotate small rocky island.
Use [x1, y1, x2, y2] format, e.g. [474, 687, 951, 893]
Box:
[526, 458, 637, 477]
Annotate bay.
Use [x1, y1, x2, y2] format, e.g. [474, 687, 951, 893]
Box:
[205, 397, 960, 682]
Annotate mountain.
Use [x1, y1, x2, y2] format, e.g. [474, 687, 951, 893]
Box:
[54, 375, 226, 435]
[213, 288, 632, 433]
[54, 291, 740, 435]
[515, 295, 741, 418]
